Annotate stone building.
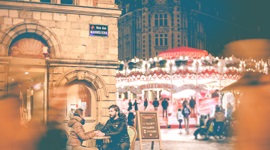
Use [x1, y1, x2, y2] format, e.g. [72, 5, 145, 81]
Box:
[117, 0, 206, 60]
[0, 0, 121, 132]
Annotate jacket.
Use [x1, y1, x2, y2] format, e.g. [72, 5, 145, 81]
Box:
[67, 116, 96, 147]
[100, 116, 130, 145]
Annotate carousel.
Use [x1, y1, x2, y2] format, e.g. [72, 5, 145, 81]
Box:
[116, 46, 269, 127]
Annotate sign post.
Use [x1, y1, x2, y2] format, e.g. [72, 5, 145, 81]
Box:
[136, 111, 162, 150]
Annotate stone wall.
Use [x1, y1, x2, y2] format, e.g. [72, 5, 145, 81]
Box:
[0, 0, 121, 125]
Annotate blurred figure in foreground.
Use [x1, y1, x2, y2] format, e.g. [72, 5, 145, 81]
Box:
[0, 83, 44, 150]
[223, 39, 270, 150]
[37, 121, 68, 150]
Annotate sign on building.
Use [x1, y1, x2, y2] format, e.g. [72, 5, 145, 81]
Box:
[89, 24, 108, 37]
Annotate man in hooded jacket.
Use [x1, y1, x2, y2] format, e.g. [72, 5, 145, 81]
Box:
[96, 105, 130, 150]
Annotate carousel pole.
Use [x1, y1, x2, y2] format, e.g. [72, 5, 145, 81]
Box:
[218, 58, 226, 107]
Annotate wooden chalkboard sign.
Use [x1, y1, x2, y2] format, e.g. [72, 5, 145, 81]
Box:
[136, 111, 162, 150]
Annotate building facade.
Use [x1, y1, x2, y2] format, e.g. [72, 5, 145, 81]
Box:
[0, 0, 120, 132]
[117, 0, 206, 60]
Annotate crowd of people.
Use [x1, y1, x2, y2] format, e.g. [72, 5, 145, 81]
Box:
[193, 103, 236, 140]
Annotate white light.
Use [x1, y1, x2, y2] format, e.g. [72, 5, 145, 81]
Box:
[43, 47, 48, 54]
[25, 72, 29, 75]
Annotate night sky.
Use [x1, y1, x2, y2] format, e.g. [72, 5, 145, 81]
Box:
[204, 0, 270, 56]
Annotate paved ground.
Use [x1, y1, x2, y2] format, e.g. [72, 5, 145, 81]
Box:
[134, 128, 235, 150]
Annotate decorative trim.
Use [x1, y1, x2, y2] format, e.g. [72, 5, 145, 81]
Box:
[1, 22, 61, 58]
[54, 69, 109, 97]
[0, 1, 121, 18]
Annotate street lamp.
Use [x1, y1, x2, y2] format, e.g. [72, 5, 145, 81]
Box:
[144, 60, 151, 100]
[43, 46, 49, 123]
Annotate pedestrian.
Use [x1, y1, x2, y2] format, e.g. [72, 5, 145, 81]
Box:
[177, 109, 184, 133]
[182, 104, 191, 133]
[153, 98, 159, 111]
[96, 105, 130, 150]
[161, 98, 169, 118]
[67, 108, 98, 150]
[133, 99, 138, 111]
[143, 98, 148, 110]
[214, 107, 225, 139]
[127, 99, 132, 111]
[226, 102, 233, 119]
[189, 97, 196, 115]
[182, 98, 188, 107]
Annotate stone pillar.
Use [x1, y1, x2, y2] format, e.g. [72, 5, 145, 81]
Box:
[0, 64, 8, 96]
[128, 91, 131, 100]
[51, 0, 60, 4]
[157, 90, 160, 99]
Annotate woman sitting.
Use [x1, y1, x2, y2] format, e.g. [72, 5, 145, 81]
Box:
[67, 108, 98, 150]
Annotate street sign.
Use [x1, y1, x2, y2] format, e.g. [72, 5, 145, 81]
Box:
[89, 24, 108, 37]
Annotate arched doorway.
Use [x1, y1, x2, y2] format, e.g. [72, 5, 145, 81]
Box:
[8, 33, 49, 125]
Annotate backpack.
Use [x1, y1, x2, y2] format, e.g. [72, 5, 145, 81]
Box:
[182, 107, 190, 116]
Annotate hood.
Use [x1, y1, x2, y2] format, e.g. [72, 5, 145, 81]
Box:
[119, 113, 127, 121]
[68, 116, 82, 127]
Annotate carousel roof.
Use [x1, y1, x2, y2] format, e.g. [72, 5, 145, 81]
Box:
[158, 46, 208, 59]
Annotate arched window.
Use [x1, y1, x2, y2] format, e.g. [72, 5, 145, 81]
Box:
[67, 84, 93, 117]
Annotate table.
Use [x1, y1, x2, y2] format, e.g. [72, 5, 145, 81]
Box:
[92, 136, 111, 150]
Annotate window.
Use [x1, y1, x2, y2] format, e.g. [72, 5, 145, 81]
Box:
[155, 14, 158, 26]
[155, 34, 168, 46]
[40, 0, 50, 3]
[164, 14, 168, 26]
[154, 14, 168, 26]
[61, 0, 73, 4]
[155, 34, 159, 45]
[67, 84, 93, 117]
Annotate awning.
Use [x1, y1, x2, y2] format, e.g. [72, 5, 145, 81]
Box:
[158, 46, 208, 59]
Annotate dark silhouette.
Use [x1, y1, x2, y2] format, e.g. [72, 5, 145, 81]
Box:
[133, 100, 138, 111]
[127, 110, 135, 126]
[153, 98, 159, 111]
[161, 98, 169, 118]
[143, 98, 148, 110]
[127, 100, 132, 111]
[189, 97, 196, 114]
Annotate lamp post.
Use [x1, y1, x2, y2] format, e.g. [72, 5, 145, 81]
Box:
[144, 61, 150, 101]
[218, 58, 227, 107]
[43, 46, 49, 123]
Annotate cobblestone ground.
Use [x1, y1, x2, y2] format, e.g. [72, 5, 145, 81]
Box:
[134, 128, 235, 150]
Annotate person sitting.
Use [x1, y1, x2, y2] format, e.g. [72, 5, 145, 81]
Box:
[67, 108, 98, 150]
[127, 110, 135, 126]
[96, 105, 130, 150]
[194, 115, 207, 139]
